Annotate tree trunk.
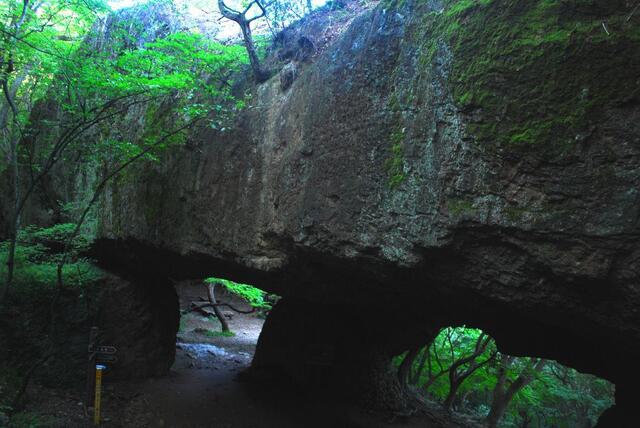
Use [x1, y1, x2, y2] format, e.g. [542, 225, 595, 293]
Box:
[486, 395, 509, 428]
[218, 0, 269, 83]
[421, 342, 448, 392]
[458, 389, 471, 408]
[443, 379, 461, 411]
[0, 2, 31, 305]
[486, 358, 510, 428]
[239, 19, 268, 82]
[397, 345, 420, 389]
[2, 230, 17, 304]
[520, 415, 531, 428]
[1, 136, 20, 305]
[443, 334, 494, 412]
[486, 358, 546, 428]
[410, 346, 428, 385]
[206, 282, 230, 333]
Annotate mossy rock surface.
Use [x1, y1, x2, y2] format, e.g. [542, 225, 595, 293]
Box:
[406, 0, 640, 156]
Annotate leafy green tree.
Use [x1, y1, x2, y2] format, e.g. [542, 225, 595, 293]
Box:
[49, 29, 247, 292]
[1, 4, 251, 416]
[184, 277, 273, 334]
[520, 361, 614, 428]
[404, 327, 496, 410]
[395, 327, 614, 427]
[217, 0, 319, 82]
[0, 0, 248, 304]
[441, 329, 496, 411]
[486, 355, 547, 428]
[218, 0, 272, 82]
[0, 0, 109, 304]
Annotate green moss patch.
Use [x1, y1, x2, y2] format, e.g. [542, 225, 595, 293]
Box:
[385, 128, 407, 188]
[447, 198, 478, 216]
[408, 0, 640, 156]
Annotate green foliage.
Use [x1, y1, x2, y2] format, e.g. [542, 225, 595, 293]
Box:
[259, 0, 313, 31]
[410, 327, 496, 400]
[385, 129, 406, 188]
[0, 0, 109, 108]
[512, 362, 614, 427]
[86, 30, 247, 106]
[1, 0, 252, 215]
[55, 22, 249, 153]
[253, 34, 272, 61]
[204, 277, 272, 310]
[0, 224, 101, 296]
[1, 1, 254, 304]
[0, 224, 105, 408]
[395, 327, 614, 427]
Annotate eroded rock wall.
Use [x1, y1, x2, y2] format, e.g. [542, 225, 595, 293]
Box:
[61, 0, 640, 423]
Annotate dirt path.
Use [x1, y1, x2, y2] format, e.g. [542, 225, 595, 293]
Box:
[97, 284, 361, 428]
[15, 283, 473, 428]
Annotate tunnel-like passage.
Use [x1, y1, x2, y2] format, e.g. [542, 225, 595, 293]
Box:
[251, 298, 619, 427]
[92, 239, 637, 427]
[393, 327, 613, 427]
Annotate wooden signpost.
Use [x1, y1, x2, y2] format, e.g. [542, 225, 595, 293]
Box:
[85, 327, 118, 425]
[85, 327, 99, 409]
[94, 365, 106, 426]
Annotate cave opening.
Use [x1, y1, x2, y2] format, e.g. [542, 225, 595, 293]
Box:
[172, 278, 273, 371]
[392, 326, 615, 428]
[249, 294, 629, 428]
[88, 240, 631, 427]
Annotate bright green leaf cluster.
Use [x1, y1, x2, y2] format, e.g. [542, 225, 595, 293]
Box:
[204, 277, 272, 310]
[394, 327, 614, 426]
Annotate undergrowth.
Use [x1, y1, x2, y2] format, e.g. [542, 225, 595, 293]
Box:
[0, 224, 104, 418]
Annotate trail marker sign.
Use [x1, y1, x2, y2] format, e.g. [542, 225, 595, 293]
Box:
[96, 354, 118, 364]
[90, 345, 117, 355]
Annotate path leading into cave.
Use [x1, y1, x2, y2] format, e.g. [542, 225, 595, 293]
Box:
[96, 283, 472, 428]
[101, 292, 365, 428]
[21, 284, 472, 427]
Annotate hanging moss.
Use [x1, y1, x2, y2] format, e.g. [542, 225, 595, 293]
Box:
[386, 128, 407, 188]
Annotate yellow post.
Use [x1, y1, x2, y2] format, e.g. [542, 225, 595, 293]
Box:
[94, 365, 106, 426]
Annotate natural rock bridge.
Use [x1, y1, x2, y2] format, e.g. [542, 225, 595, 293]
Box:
[8, 0, 639, 426]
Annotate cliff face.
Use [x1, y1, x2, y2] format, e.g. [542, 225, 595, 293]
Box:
[83, 0, 640, 423]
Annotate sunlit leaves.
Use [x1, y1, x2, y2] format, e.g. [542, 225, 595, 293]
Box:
[204, 277, 272, 310]
[398, 327, 614, 427]
[2, 0, 250, 174]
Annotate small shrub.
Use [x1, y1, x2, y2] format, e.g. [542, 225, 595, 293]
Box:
[204, 277, 273, 311]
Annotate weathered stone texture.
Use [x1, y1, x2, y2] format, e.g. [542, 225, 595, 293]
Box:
[80, 1, 640, 424]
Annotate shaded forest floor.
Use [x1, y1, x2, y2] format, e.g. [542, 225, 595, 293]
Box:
[11, 286, 478, 428]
